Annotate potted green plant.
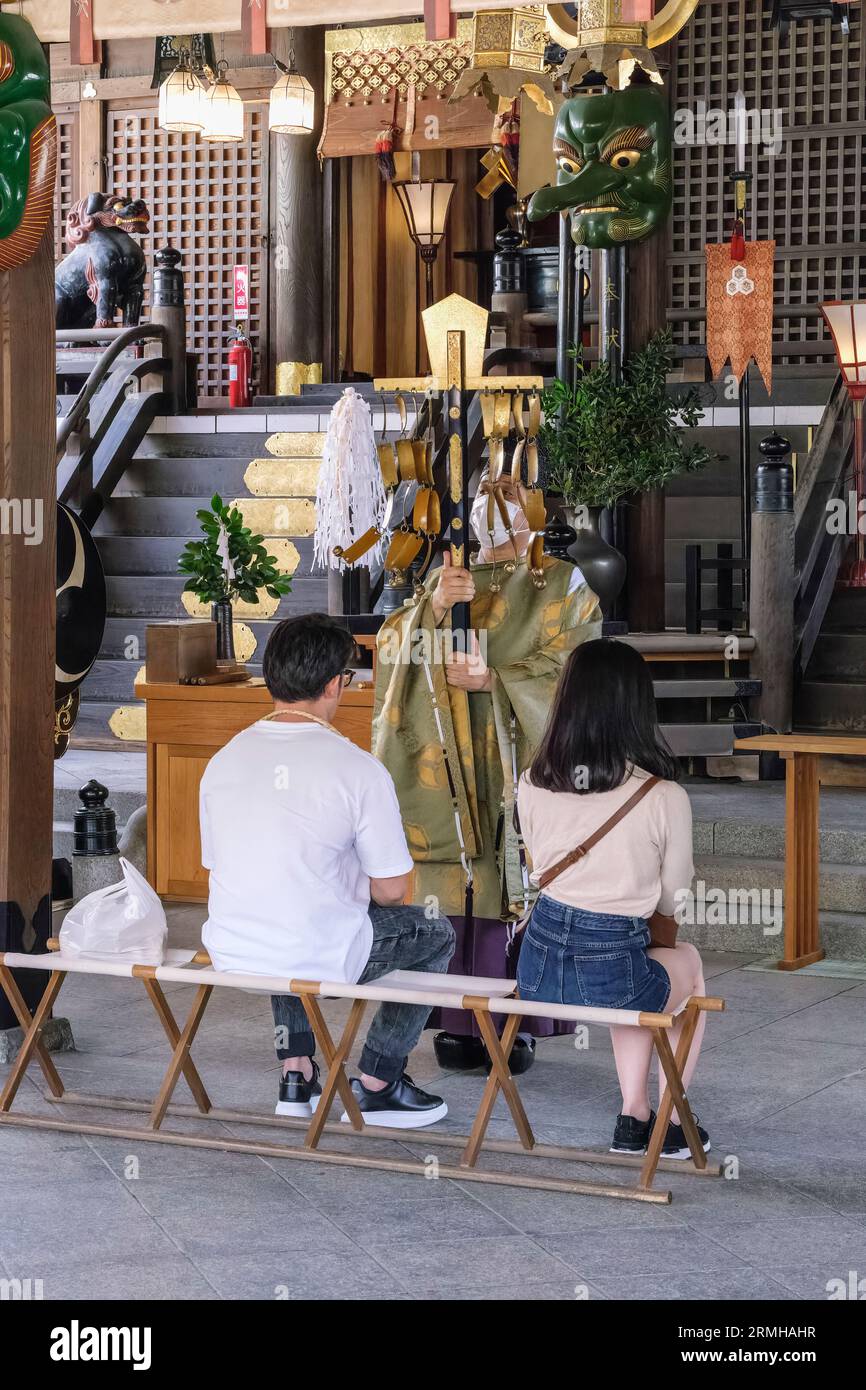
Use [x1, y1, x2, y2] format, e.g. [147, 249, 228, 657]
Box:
[178, 494, 292, 665]
[540, 330, 713, 613]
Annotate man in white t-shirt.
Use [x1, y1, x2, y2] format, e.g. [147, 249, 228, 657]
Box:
[200, 613, 455, 1129]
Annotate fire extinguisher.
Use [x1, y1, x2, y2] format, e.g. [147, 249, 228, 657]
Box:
[228, 325, 252, 409]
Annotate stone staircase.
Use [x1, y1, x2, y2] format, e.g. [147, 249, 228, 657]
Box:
[665, 368, 834, 629]
[796, 588, 866, 736]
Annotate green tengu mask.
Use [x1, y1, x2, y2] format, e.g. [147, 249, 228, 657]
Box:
[527, 86, 673, 249]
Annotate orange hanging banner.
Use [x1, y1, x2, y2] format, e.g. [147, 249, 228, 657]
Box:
[705, 240, 776, 394]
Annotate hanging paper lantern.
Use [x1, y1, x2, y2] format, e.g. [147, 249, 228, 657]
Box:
[201, 63, 244, 144]
[159, 53, 205, 133]
[269, 68, 315, 135]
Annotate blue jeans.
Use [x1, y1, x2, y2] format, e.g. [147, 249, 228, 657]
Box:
[516, 894, 670, 1013]
[271, 903, 455, 1084]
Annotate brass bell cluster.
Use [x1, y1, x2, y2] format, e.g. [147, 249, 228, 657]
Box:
[334, 393, 443, 599]
[477, 387, 548, 592]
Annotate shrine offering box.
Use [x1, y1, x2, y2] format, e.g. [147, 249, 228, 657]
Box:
[146, 621, 217, 683]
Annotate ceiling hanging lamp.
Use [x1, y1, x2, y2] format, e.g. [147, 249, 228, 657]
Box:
[158, 49, 206, 133]
[269, 31, 315, 135]
[201, 60, 245, 144]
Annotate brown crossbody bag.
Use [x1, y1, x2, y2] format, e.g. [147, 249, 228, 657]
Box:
[509, 775, 679, 967]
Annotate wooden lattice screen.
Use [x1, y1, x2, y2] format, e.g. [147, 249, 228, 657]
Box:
[53, 105, 79, 266]
[105, 99, 270, 399]
[668, 0, 865, 363]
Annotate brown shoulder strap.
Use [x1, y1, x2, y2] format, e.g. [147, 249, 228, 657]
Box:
[535, 776, 661, 891]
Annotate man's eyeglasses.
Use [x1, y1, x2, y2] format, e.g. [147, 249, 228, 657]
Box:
[341, 669, 356, 687]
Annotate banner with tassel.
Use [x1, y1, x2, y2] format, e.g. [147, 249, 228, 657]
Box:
[705, 239, 776, 394]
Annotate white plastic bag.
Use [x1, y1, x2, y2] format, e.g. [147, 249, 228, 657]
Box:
[59, 857, 167, 966]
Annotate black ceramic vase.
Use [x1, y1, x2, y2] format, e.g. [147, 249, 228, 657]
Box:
[211, 598, 236, 664]
[565, 505, 627, 616]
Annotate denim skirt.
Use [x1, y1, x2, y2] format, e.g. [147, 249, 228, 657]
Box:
[516, 894, 671, 1013]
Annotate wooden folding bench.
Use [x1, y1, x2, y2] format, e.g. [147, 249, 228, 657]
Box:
[0, 941, 724, 1204]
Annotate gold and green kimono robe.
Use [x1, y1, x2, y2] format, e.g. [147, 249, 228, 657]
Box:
[373, 554, 602, 928]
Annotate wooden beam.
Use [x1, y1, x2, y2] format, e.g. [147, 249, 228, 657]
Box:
[77, 96, 103, 196]
[0, 231, 56, 1028]
[241, 0, 270, 57]
[68, 0, 102, 67]
[424, 0, 456, 41]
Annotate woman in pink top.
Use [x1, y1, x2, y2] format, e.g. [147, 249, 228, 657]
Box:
[516, 639, 710, 1159]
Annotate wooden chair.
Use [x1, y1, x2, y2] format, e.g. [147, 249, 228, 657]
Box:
[0, 942, 724, 1205]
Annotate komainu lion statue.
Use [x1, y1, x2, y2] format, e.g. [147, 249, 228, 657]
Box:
[55, 191, 150, 328]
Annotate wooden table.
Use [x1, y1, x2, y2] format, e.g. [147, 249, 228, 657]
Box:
[135, 677, 375, 901]
[734, 734, 866, 970]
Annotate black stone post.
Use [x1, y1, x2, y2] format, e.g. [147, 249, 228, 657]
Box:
[751, 433, 795, 735]
[149, 244, 187, 411]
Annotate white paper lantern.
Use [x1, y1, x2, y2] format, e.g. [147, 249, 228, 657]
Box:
[269, 69, 315, 135]
[201, 68, 244, 144]
[159, 59, 205, 134]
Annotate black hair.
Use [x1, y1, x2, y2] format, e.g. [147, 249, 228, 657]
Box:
[262, 613, 355, 703]
[528, 638, 680, 793]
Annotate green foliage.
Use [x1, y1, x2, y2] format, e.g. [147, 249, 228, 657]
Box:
[177, 494, 293, 606]
[540, 330, 714, 510]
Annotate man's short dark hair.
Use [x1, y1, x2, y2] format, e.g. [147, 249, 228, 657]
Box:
[262, 614, 355, 703]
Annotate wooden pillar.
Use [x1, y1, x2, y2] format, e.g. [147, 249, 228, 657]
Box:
[626, 226, 669, 632]
[0, 232, 56, 1028]
[269, 27, 325, 394]
[750, 512, 795, 734]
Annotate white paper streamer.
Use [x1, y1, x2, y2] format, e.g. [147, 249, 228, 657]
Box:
[216, 519, 236, 583]
[313, 387, 387, 571]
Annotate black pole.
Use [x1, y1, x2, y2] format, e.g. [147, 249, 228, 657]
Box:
[740, 367, 752, 608]
[557, 213, 576, 386]
[446, 329, 471, 645]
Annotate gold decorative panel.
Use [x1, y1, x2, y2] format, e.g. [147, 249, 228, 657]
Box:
[244, 458, 321, 497]
[328, 35, 471, 105]
[229, 497, 316, 537]
[233, 623, 257, 664]
[265, 432, 325, 458]
[109, 705, 146, 742]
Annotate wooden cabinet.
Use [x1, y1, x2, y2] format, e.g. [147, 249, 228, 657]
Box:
[136, 678, 375, 901]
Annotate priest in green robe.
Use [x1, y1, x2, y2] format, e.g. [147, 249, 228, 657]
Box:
[373, 484, 602, 1070]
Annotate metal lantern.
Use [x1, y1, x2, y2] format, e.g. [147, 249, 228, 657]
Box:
[269, 67, 315, 134]
[392, 178, 457, 306]
[201, 62, 244, 144]
[159, 51, 205, 133]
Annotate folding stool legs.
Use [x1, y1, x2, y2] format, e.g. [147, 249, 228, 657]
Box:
[461, 1007, 535, 1169]
[637, 1005, 705, 1190]
[299, 994, 366, 1147]
[0, 967, 66, 1111]
[140, 975, 213, 1115]
[148, 984, 213, 1130]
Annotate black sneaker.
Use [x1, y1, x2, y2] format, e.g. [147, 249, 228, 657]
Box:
[662, 1114, 711, 1159]
[275, 1060, 321, 1118]
[340, 1073, 448, 1130]
[610, 1110, 656, 1155]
